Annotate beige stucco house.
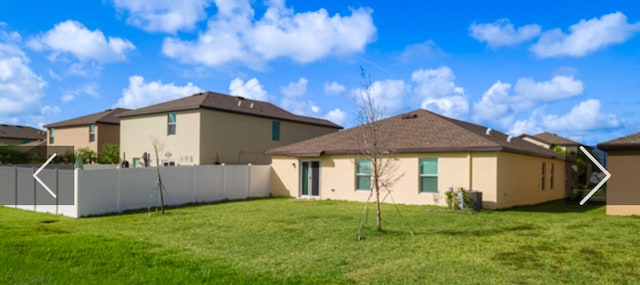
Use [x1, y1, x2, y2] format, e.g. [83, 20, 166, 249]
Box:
[267, 109, 566, 210]
[598, 132, 640, 215]
[117, 91, 342, 167]
[0, 124, 46, 145]
[44, 108, 130, 153]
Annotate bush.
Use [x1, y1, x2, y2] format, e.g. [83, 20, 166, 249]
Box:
[98, 143, 120, 164]
[445, 187, 472, 210]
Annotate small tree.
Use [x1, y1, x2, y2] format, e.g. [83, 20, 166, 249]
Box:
[98, 143, 120, 164]
[357, 67, 401, 234]
[150, 136, 166, 214]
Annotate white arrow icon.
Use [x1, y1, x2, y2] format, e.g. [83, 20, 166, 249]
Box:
[33, 153, 58, 199]
[579, 146, 611, 205]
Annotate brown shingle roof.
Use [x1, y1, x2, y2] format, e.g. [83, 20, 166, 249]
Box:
[267, 109, 563, 159]
[525, 132, 581, 147]
[0, 124, 46, 140]
[43, 108, 131, 128]
[117, 91, 342, 129]
[598, 132, 640, 150]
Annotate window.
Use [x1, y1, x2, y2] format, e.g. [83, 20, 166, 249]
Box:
[541, 162, 546, 191]
[550, 163, 555, 190]
[355, 159, 371, 190]
[419, 158, 438, 193]
[89, 124, 96, 142]
[272, 121, 280, 141]
[167, 112, 176, 135]
[49, 128, 54, 144]
[162, 160, 176, 167]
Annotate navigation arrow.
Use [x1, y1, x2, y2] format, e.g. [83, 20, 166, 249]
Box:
[579, 146, 611, 205]
[32, 153, 58, 199]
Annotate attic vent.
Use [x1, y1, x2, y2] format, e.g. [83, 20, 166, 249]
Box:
[237, 96, 245, 100]
[485, 128, 492, 136]
[192, 92, 204, 96]
[0, 124, 8, 127]
[507, 135, 513, 143]
[401, 113, 418, 119]
[104, 109, 112, 112]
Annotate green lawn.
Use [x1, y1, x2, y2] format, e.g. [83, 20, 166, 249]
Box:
[1, 198, 639, 284]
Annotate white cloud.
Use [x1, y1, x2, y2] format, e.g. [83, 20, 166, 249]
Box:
[28, 20, 135, 62]
[411, 66, 468, 119]
[228, 77, 268, 101]
[542, 99, 619, 132]
[324, 81, 346, 95]
[531, 12, 640, 58]
[398, 40, 446, 62]
[162, 0, 375, 68]
[113, 0, 211, 33]
[61, 83, 100, 102]
[469, 19, 541, 48]
[512, 75, 583, 109]
[279, 77, 325, 116]
[352, 79, 408, 115]
[473, 81, 511, 122]
[508, 100, 619, 136]
[115, 75, 202, 108]
[325, 108, 347, 126]
[0, 27, 48, 120]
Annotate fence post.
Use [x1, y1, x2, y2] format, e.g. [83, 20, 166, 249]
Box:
[221, 163, 226, 200]
[32, 167, 36, 211]
[191, 165, 196, 203]
[116, 168, 121, 212]
[13, 166, 17, 208]
[247, 163, 252, 198]
[56, 168, 59, 215]
[74, 168, 79, 217]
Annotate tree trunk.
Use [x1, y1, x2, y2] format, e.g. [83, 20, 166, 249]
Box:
[374, 169, 382, 233]
[154, 147, 165, 214]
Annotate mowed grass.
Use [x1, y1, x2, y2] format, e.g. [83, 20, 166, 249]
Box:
[1, 198, 640, 284]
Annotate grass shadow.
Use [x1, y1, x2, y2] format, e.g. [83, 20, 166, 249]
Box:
[500, 199, 605, 213]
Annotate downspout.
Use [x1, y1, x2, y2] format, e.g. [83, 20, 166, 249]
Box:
[468, 152, 473, 191]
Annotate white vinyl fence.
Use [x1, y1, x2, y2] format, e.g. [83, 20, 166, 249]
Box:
[2, 164, 271, 218]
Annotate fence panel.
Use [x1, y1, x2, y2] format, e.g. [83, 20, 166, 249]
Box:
[4, 164, 271, 218]
[250, 165, 271, 198]
[194, 165, 223, 202]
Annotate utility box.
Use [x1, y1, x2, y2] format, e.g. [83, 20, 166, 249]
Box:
[467, 190, 482, 212]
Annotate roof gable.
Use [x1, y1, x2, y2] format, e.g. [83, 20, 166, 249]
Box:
[117, 91, 342, 129]
[525, 132, 581, 147]
[267, 109, 563, 159]
[598, 132, 640, 150]
[44, 108, 131, 128]
[0, 124, 46, 140]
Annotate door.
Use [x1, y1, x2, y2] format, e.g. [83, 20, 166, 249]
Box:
[300, 161, 320, 197]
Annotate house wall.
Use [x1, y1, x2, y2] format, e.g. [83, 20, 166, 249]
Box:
[199, 109, 339, 165]
[120, 110, 201, 167]
[272, 152, 506, 208]
[496, 152, 566, 208]
[605, 150, 640, 215]
[48, 125, 97, 152]
[96, 123, 120, 152]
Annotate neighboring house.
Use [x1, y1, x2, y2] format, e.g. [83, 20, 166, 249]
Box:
[267, 109, 566, 210]
[117, 91, 342, 167]
[520, 132, 584, 199]
[44, 108, 130, 154]
[520, 132, 581, 153]
[0, 124, 46, 145]
[598, 132, 640, 215]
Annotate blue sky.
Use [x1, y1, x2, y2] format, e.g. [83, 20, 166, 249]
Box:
[0, 0, 638, 145]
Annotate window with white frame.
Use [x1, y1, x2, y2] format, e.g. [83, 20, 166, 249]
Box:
[419, 158, 438, 193]
[355, 159, 371, 190]
[89, 124, 96, 142]
[168, 112, 176, 135]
